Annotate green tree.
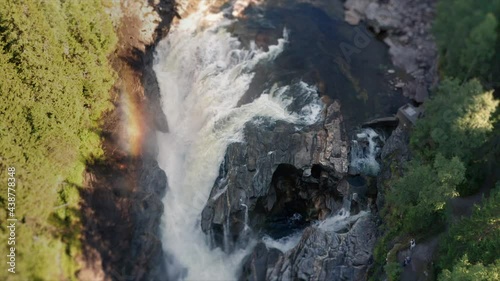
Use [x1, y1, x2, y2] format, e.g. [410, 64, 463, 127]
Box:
[384, 154, 465, 234]
[411, 79, 498, 194]
[434, 0, 500, 83]
[0, 0, 117, 280]
[438, 186, 500, 270]
[439, 256, 500, 281]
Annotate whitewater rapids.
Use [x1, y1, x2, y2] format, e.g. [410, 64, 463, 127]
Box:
[153, 1, 323, 280]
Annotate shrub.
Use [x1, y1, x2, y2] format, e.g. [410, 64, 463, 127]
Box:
[384, 262, 403, 281]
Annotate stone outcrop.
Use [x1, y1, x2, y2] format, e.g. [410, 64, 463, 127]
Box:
[199, 100, 379, 280]
[201, 101, 350, 251]
[241, 213, 378, 281]
[79, 1, 177, 280]
[376, 125, 411, 211]
[344, 0, 438, 103]
[129, 159, 169, 280]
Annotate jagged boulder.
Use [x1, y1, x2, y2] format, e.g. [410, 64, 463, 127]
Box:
[201, 102, 350, 251]
[241, 213, 378, 281]
[376, 125, 411, 210]
[240, 242, 284, 281]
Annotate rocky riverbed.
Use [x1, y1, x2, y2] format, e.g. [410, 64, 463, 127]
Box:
[344, 0, 438, 103]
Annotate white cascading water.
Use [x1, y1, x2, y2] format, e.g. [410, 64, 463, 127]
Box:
[153, 1, 322, 280]
[349, 128, 385, 176]
[262, 231, 303, 253]
[262, 207, 369, 254]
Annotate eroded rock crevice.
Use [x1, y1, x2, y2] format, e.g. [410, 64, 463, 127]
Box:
[200, 100, 380, 280]
[201, 102, 348, 248]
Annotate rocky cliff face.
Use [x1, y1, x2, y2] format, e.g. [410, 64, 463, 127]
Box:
[376, 125, 411, 213]
[241, 213, 378, 281]
[79, 1, 177, 280]
[201, 102, 349, 249]
[200, 101, 379, 280]
[344, 0, 438, 103]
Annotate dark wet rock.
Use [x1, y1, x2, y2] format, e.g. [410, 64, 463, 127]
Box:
[81, 155, 169, 281]
[362, 116, 399, 130]
[130, 159, 169, 281]
[376, 125, 410, 210]
[240, 243, 283, 281]
[201, 101, 349, 251]
[241, 214, 378, 281]
[344, 0, 438, 103]
[143, 50, 169, 133]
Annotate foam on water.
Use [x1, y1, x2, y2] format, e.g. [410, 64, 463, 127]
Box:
[317, 210, 368, 231]
[262, 209, 369, 254]
[262, 231, 303, 253]
[153, 1, 322, 280]
[349, 128, 385, 176]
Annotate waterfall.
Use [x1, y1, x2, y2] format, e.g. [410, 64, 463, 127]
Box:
[262, 231, 303, 253]
[241, 201, 249, 231]
[153, 1, 322, 280]
[349, 128, 385, 176]
[317, 209, 368, 231]
[262, 209, 369, 253]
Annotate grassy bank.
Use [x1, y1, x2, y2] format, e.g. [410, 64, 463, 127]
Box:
[0, 0, 116, 279]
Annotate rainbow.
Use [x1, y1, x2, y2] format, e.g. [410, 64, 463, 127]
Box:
[119, 73, 145, 157]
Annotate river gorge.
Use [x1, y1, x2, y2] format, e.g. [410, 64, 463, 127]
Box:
[152, 0, 409, 280]
[5, 0, 498, 281]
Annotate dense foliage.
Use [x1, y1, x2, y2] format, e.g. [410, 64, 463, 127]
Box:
[384, 262, 402, 281]
[411, 79, 498, 194]
[384, 155, 465, 234]
[438, 186, 500, 271]
[375, 1, 500, 280]
[411, 79, 497, 163]
[433, 2, 500, 279]
[439, 257, 500, 281]
[434, 0, 500, 85]
[0, 0, 116, 280]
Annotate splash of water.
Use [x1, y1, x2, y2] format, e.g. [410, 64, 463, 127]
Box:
[119, 89, 144, 156]
[153, 1, 322, 279]
[262, 231, 303, 253]
[349, 128, 385, 176]
[262, 208, 369, 254]
[317, 209, 368, 231]
[240, 201, 249, 231]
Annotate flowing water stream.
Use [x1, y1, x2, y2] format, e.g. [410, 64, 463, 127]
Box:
[154, 1, 322, 279]
[153, 0, 406, 279]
